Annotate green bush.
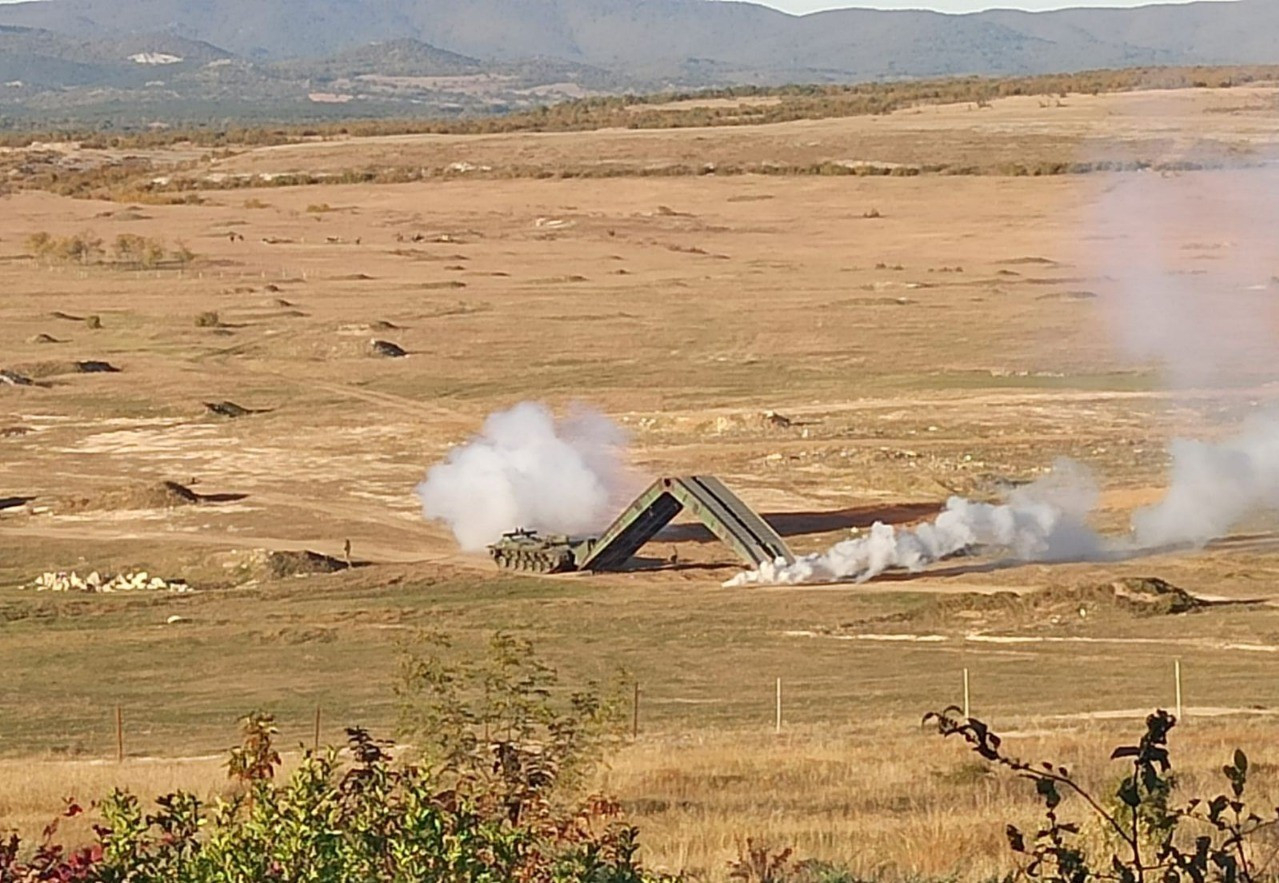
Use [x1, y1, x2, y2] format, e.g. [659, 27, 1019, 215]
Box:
[2, 712, 668, 882]
[396, 631, 628, 801]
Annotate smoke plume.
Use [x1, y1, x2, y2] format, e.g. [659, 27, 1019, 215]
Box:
[1133, 417, 1279, 549]
[727, 460, 1100, 586]
[1096, 166, 1279, 548]
[734, 163, 1279, 587]
[1094, 175, 1273, 389]
[417, 402, 631, 550]
[1092, 171, 1279, 390]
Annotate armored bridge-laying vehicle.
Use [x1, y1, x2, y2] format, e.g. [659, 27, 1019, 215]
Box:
[488, 529, 594, 573]
[487, 475, 794, 574]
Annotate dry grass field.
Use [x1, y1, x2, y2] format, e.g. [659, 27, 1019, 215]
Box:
[4, 85, 1279, 879]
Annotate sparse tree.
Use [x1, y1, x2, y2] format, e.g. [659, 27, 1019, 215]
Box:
[24, 231, 52, 257]
[113, 233, 167, 269]
[396, 631, 628, 802]
[171, 240, 195, 268]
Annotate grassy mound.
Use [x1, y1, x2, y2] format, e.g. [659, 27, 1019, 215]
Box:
[861, 577, 1209, 633]
[61, 480, 201, 513]
[261, 550, 349, 578]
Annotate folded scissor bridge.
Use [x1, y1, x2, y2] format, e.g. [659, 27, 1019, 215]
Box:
[579, 475, 794, 571]
[487, 475, 795, 574]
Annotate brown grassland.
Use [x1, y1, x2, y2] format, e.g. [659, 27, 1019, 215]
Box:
[3, 79, 1279, 879]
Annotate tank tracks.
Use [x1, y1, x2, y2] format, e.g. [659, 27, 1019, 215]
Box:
[489, 547, 576, 573]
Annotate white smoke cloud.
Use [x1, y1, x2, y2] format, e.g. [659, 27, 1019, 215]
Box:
[417, 402, 632, 551]
[734, 162, 1279, 587]
[1095, 166, 1279, 549]
[1092, 172, 1279, 390]
[1133, 417, 1279, 549]
[727, 459, 1100, 586]
[731, 414, 1279, 588]
[423, 162, 1279, 579]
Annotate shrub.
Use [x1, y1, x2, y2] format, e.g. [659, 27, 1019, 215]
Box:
[24, 231, 51, 255]
[171, 241, 196, 267]
[727, 842, 859, 883]
[0, 712, 668, 882]
[396, 632, 628, 802]
[25, 229, 195, 269]
[112, 233, 166, 269]
[26, 230, 104, 265]
[928, 707, 1279, 883]
[729, 840, 795, 883]
[194, 311, 220, 328]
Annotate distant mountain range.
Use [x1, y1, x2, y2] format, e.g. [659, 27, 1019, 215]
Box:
[0, 0, 1276, 127]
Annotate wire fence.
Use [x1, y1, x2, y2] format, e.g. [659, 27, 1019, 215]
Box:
[81, 657, 1239, 764]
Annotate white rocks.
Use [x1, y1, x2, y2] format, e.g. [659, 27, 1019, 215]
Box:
[129, 52, 184, 65]
[27, 570, 192, 594]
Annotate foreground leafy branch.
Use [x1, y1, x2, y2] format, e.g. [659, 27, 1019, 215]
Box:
[927, 707, 1279, 883]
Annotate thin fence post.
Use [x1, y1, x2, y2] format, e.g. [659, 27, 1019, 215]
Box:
[115, 706, 124, 763]
[775, 677, 782, 734]
[631, 683, 640, 739]
[1175, 659, 1183, 721]
[963, 668, 971, 719]
[314, 705, 322, 753]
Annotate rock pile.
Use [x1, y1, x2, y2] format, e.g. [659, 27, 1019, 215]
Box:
[75, 360, 120, 374]
[369, 339, 407, 358]
[28, 570, 192, 594]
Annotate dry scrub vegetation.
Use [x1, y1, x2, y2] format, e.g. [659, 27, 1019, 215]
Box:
[25, 231, 196, 269]
[4, 65, 1279, 202]
[3, 64, 1276, 149]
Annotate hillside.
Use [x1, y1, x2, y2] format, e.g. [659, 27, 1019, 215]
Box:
[0, 0, 1276, 126]
[1, 0, 1276, 76]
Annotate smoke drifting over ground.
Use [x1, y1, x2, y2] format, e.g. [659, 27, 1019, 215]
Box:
[735, 164, 1279, 587]
[733, 412, 1279, 587]
[1102, 165, 1279, 550]
[1093, 171, 1279, 390]
[423, 162, 1279, 583]
[417, 402, 631, 550]
[1133, 418, 1279, 549]
[728, 460, 1101, 586]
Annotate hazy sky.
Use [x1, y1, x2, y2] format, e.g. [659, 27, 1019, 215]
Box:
[0, 0, 1238, 6]
[749, 0, 1232, 12]
[0, 0, 1237, 9]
